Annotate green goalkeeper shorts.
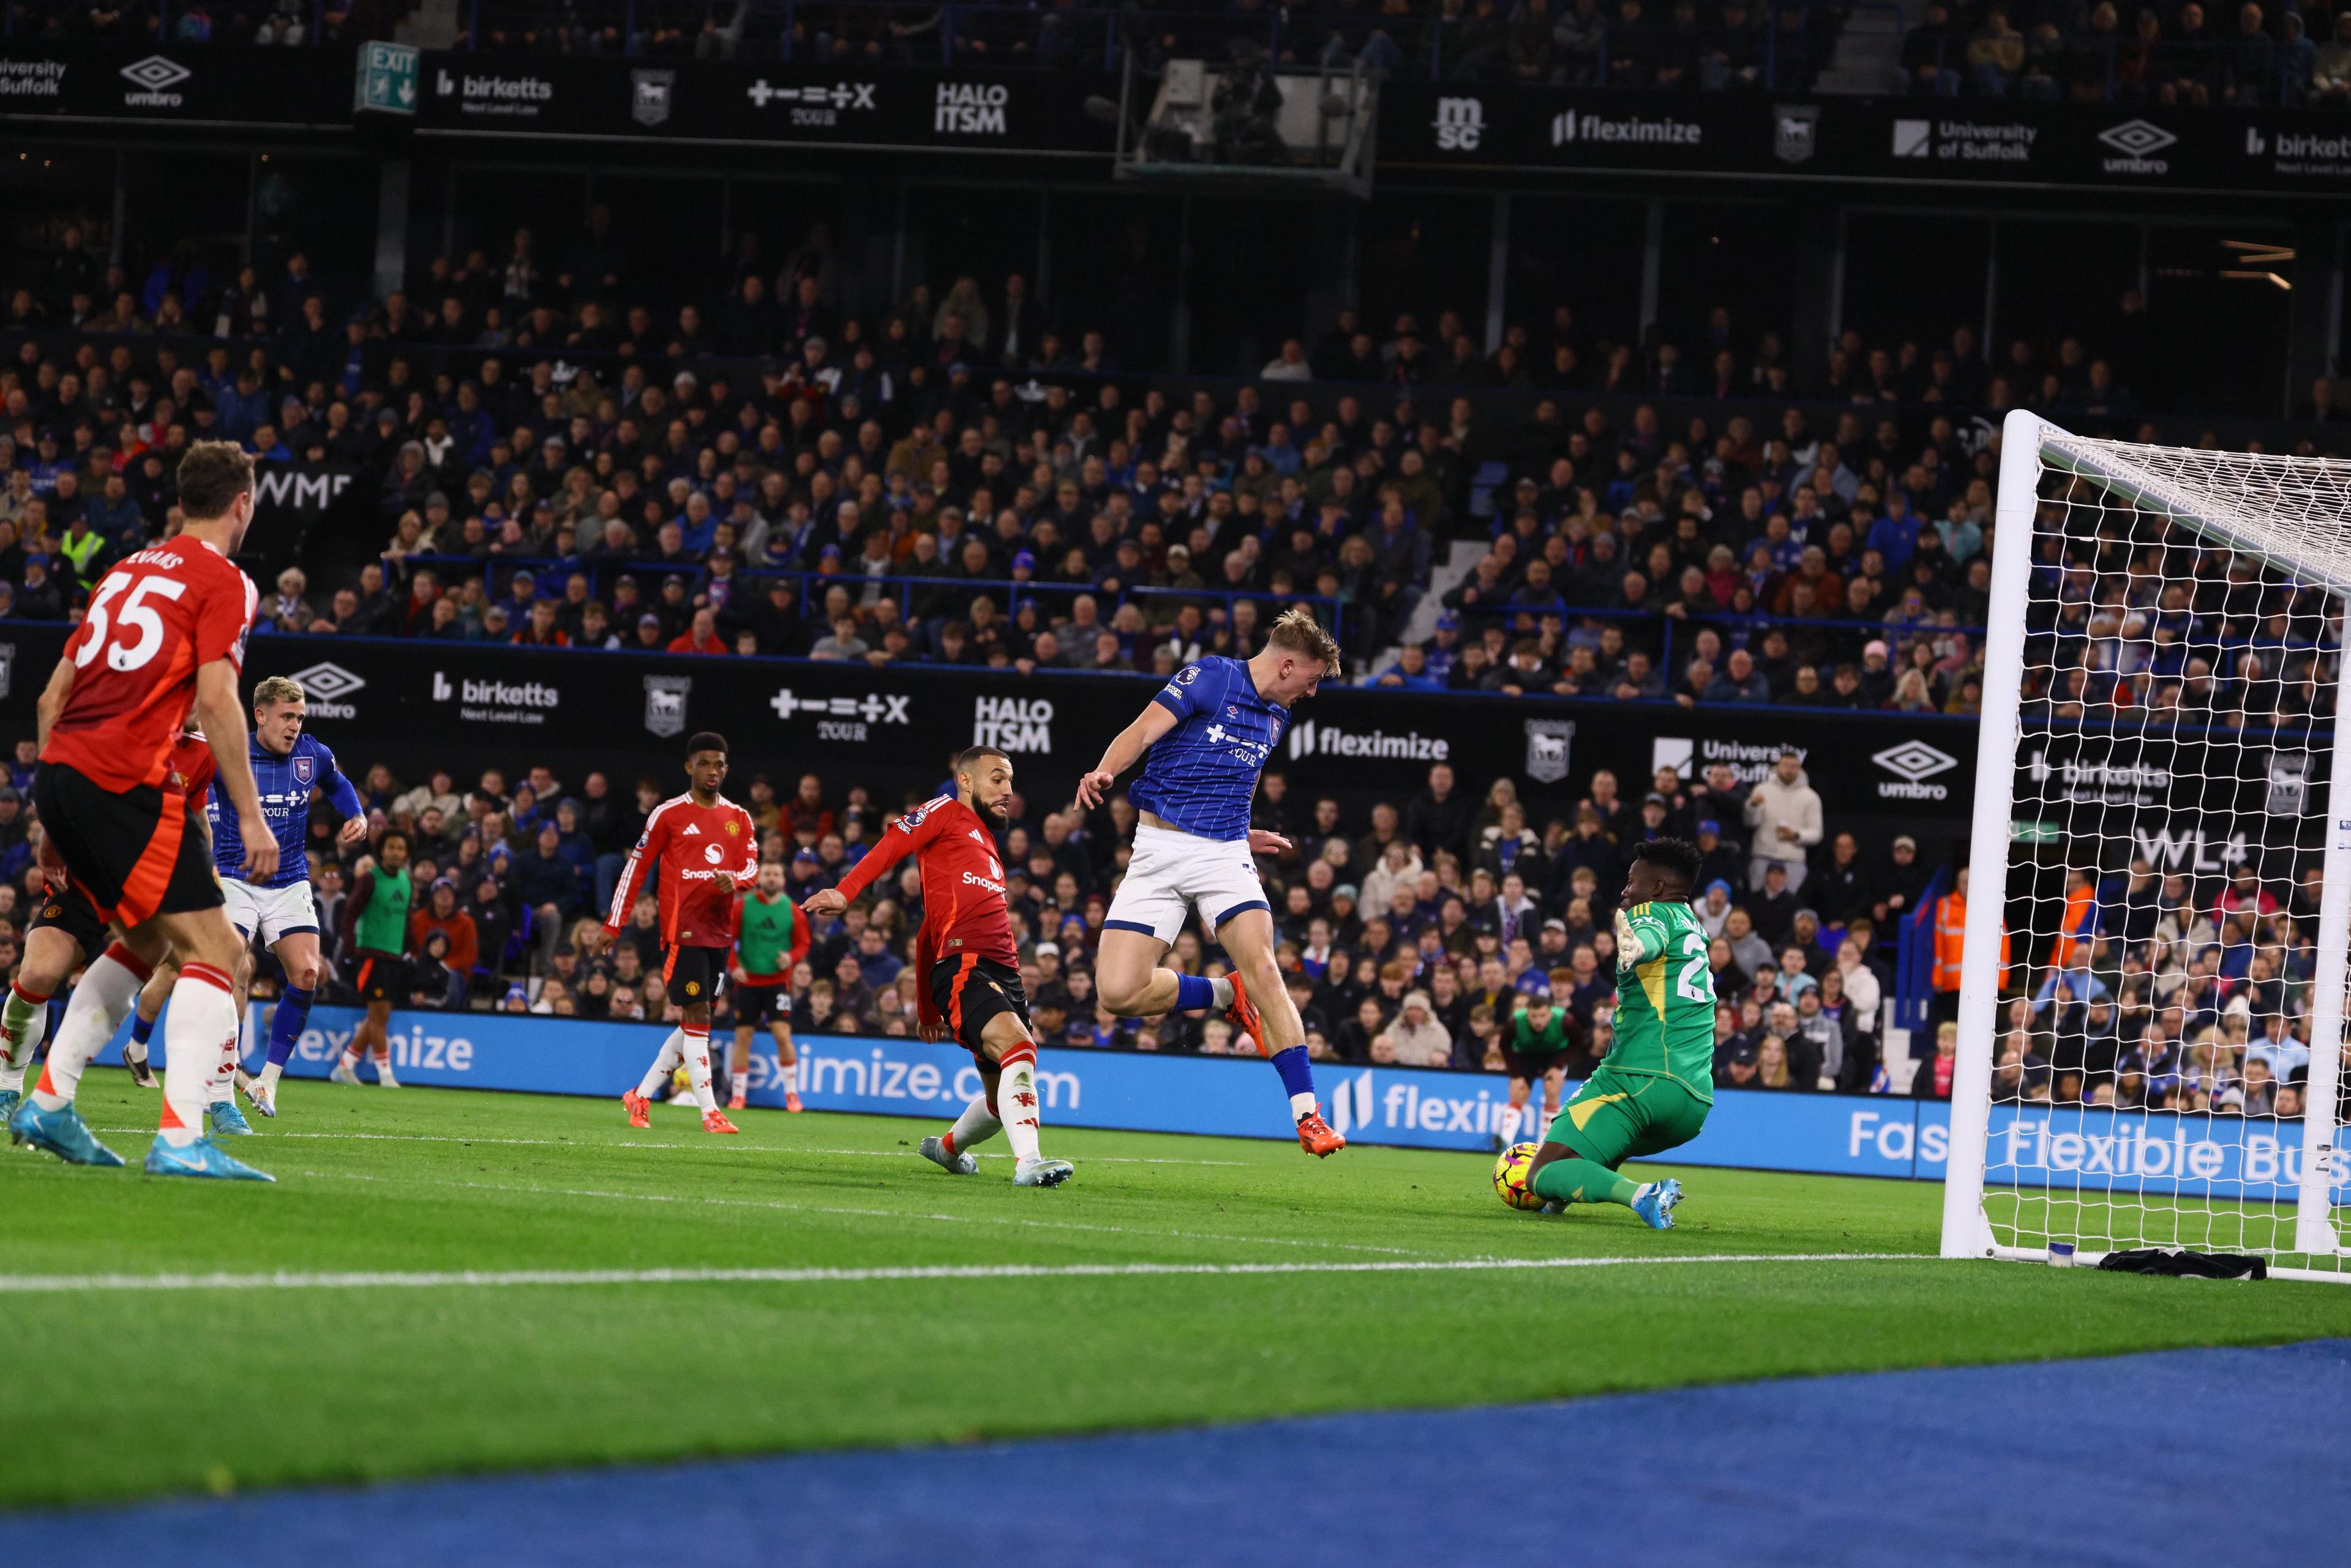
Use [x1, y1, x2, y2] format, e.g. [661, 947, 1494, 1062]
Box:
[1542, 1067, 1710, 1169]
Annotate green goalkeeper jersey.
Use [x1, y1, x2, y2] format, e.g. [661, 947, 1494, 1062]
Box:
[1610, 899, 1716, 1102]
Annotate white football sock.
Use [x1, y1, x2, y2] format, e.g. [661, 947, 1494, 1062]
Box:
[996, 1048, 1042, 1163]
[373, 1047, 399, 1087]
[1209, 976, 1235, 1010]
[160, 961, 238, 1147]
[1, 979, 51, 1093]
[941, 1093, 1001, 1158]
[1290, 1091, 1318, 1120]
[31, 947, 148, 1110]
[781, 1059, 800, 1096]
[637, 1029, 685, 1098]
[208, 1029, 238, 1108]
[682, 1027, 716, 1112]
[260, 1059, 285, 1089]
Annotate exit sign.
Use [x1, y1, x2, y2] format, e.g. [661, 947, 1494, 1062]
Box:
[354, 42, 419, 115]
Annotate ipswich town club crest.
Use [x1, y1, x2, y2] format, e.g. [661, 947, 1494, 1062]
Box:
[644, 674, 691, 738]
[631, 69, 674, 127]
[1523, 718, 1575, 785]
[292, 754, 316, 787]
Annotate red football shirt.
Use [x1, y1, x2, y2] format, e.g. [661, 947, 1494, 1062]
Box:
[833, 795, 1020, 977]
[43, 538, 255, 792]
[605, 791, 759, 949]
[164, 732, 217, 809]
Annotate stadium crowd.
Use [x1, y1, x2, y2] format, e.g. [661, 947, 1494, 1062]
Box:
[4, 209, 2274, 694]
[12, 0, 2351, 106]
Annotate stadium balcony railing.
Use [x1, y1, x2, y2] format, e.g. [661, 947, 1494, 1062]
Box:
[344, 555, 1992, 698]
[388, 553, 1355, 653]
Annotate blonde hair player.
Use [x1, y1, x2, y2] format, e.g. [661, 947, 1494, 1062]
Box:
[1075, 607, 1347, 1156]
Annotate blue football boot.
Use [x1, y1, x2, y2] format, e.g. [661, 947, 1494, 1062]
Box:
[143, 1135, 274, 1182]
[208, 1098, 254, 1136]
[9, 1097, 126, 1167]
[1629, 1178, 1684, 1231]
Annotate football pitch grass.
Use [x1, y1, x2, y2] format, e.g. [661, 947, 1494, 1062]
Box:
[7, 1073, 2351, 1512]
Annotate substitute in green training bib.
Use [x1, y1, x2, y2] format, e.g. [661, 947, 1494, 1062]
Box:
[1524, 836, 1715, 1230]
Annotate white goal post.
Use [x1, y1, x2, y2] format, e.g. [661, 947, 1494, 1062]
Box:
[1941, 410, 2351, 1282]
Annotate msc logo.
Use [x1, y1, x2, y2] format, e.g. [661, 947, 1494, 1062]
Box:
[1873, 740, 1959, 800]
[288, 661, 364, 719]
[1433, 96, 1484, 151]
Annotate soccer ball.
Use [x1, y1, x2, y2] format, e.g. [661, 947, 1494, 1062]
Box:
[1493, 1141, 1543, 1210]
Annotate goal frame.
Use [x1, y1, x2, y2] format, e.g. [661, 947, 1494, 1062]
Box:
[1940, 410, 2350, 1279]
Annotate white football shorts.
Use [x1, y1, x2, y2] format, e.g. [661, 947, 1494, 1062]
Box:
[222, 878, 319, 946]
[1103, 821, 1270, 946]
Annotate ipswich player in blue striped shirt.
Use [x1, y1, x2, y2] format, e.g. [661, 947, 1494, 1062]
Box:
[192, 673, 368, 1119]
[1076, 608, 1348, 1156]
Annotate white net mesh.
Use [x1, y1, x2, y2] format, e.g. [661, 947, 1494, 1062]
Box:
[1980, 431, 2351, 1274]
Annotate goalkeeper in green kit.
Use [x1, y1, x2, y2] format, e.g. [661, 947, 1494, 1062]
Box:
[1524, 838, 1715, 1230]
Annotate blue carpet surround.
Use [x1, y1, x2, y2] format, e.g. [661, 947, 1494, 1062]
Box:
[9, 1338, 2347, 1567]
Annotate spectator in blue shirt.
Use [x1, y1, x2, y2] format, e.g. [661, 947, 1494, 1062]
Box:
[1865, 491, 1925, 574]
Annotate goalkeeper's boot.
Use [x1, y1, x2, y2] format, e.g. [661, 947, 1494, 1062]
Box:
[328, 1058, 362, 1087]
[1295, 1107, 1346, 1158]
[702, 1108, 741, 1135]
[9, 1098, 124, 1167]
[784, 1092, 804, 1113]
[207, 1098, 255, 1137]
[1014, 1156, 1073, 1188]
[621, 1090, 652, 1129]
[242, 1075, 278, 1119]
[1223, 971, 1266, 1053]
[124, 1043, 159, 1089]
[1630, 1179, 1684, 1231]
[920, 1136, 977, 1176]
[144, 1135, 273, 1182]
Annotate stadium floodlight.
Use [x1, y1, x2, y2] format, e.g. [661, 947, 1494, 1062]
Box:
[1943, 410, 2351, 1283]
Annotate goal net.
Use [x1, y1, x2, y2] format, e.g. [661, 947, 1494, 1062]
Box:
[1942, 411, 2351, 1282]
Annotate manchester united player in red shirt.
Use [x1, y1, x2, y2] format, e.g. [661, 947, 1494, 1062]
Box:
[802, 745, 1074, 1187]
[583, 730, 758, 1135]
[9, 441, 278, 1181]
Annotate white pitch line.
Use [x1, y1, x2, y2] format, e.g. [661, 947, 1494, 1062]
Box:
[86, 1128, 1253, 1166]
[0, 1253, 1930, 1294]
[304, 1169, 1444, 1258]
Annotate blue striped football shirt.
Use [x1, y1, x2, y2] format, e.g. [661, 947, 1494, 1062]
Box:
[1127, 656, 1287, 842]
[208, 732, 364, 890]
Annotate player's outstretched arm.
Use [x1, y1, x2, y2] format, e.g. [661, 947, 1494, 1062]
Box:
[1075, 702, 1179, 809]
[194, 656, 276, 882]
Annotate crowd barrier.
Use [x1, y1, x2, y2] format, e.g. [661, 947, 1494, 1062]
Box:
[92, 1006, 2348, 1202]
[0, 620, 1980, 843]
